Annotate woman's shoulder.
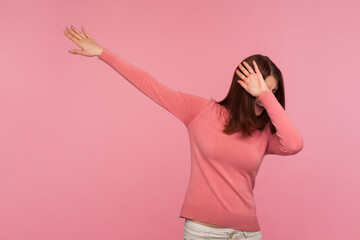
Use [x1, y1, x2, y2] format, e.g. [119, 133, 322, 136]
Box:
[207, 99, 230, 123]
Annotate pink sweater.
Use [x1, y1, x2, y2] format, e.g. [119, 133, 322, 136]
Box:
[98, 48, 304, 231]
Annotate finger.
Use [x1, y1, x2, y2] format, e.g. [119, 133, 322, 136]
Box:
[64, 30, 81, 46]
[236, 69, 247, 81]
[66, 26, 82, 40]
[65, 27, 80, 41]
[243, 61, 255, 74]
[81, 26, 93, 39]
[237, 79, 248, 91]
[238, 62, 250, 76]
[253, 60, 260, 74]
[69, 49, 83, 55]
[71, 25, 86, 39]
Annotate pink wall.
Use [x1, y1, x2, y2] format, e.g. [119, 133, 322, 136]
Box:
[1, 0, 359, 239]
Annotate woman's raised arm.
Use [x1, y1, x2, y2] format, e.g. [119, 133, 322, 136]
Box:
[64, 25, 208, 126]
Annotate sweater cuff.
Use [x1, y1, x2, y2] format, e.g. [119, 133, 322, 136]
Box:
[98, 47, 111, 61]
[257, 90, 280, 108]
[258, 90, 272, 101]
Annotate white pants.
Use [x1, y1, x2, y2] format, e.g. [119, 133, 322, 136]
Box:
[183, 219, 263, 240]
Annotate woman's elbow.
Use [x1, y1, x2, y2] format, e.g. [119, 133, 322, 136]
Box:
[289, 136, 304, 155]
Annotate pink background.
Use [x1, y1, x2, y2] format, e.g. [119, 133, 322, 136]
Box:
[1, 0, 359, 239]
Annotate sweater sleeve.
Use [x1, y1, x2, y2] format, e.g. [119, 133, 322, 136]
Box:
[97, 47, 208, 126]
[257, 90, 304, 156]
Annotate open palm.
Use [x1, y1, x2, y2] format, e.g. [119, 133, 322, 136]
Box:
[236, 60, 270, 98]
[64, 25, 104, 57]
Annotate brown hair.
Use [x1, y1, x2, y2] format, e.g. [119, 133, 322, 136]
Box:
[210, 54, 285, 137]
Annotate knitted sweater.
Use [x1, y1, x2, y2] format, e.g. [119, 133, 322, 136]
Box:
[98, 48, 304, 231]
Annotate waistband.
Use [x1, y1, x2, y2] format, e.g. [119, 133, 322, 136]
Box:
[184, 219, 238, 233]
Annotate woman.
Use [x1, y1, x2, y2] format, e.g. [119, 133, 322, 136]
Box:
[64, 25, 303, 240]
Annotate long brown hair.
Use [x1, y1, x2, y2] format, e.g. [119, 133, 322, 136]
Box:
[210, 54, 285, 137]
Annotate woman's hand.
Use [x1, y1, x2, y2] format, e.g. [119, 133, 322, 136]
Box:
[236, 60, 270, 98]
[64, 25, 104, 57]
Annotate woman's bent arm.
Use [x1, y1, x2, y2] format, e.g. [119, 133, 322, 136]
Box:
[257, 90, 304, 156]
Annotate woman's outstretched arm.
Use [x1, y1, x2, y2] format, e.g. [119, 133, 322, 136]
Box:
[64, 25, 208, 126]
[97, 47, 208, 126]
